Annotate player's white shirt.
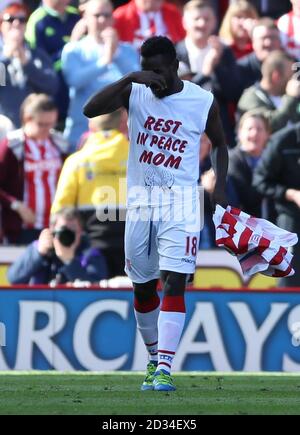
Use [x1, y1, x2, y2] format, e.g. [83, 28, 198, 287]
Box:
[127, 80, 213, 208]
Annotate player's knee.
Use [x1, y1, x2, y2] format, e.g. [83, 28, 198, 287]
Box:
[133, 279, 158, 302]
[161, 271, 187, 296]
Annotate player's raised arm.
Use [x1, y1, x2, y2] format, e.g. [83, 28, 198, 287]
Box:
[83, 71, 167, 118]
[205, 98, 228, 208]
[83, 75, 132, 118]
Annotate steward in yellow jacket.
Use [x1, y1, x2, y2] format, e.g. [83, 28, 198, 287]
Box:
[52, 110, 129, 277]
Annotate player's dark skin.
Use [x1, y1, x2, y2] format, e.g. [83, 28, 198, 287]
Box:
[83, 54, 228, 299]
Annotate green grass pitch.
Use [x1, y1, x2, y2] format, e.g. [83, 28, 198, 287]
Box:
[0, 372, 300, 415]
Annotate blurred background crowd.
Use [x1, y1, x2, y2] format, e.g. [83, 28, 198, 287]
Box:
[0, 0, 300, 286]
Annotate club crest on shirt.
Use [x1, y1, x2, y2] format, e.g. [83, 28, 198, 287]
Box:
[144, 167, 174, 188]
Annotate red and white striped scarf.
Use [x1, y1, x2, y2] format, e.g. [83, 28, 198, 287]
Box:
[213, 205, 298, 278]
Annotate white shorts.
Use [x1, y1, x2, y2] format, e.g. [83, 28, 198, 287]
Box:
[124, 201, 201, 283]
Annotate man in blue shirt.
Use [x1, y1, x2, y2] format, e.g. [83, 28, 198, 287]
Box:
[25, 0, 80, 124]
[61, 0, 139, 150]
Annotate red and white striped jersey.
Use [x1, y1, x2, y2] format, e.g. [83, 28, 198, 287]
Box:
[213, 205, 298, 279]
[277, 11, 300, 60]
[24, 137, 62, 229]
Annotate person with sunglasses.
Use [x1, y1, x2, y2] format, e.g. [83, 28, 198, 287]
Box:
[0, 3, 58, 128]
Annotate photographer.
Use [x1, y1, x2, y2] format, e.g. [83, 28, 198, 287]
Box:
[7, 208, 108, 285]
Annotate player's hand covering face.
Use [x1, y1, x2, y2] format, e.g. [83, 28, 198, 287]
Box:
[129, 70, 167, 97]
[140, 55, 176, 98]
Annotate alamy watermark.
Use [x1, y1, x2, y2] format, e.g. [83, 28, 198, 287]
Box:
[0, 322, 6, 347]
[94, 180, 205, 232]
[0, 62, 6, 87]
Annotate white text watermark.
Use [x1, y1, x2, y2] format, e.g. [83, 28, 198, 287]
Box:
[94, 181, 205, 231]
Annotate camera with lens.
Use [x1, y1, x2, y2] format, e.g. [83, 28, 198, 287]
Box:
[52, 226, 76, 247]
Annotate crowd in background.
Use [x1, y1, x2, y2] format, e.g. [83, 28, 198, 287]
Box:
[0, 0, 300, 286]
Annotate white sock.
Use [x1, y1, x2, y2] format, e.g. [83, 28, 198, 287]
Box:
[157, 311, 186, 374]
[134, 306, 160, 362]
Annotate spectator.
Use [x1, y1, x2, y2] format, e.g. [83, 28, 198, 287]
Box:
[0, 115, 14, 141]
[278, 0, 300, 61]
[7, 207, 108, 284]
[236, 18, 283, 98]
[176, 0, 241, 147]
[253, 122, 300, 287]
[228, 111, 270, 217]
[219, 0, 258, 59]
[0, 3, 58, 127]
[0, 114, 14, 241]
[70, 0, 90, 42]
[113, 0, 185, 50]
[61, 0, 139, 151]
[248, 0, 291, 19]
[25, 0, 81, 124]
[51, 110, 128, 278]
[77, 106, 127, 148]
[178, 1, 222, 78]
[0, 3, 25, 53]
[0, 93, 67, 245]
[238, 50, 300, 132]
[177, 60, 194, 81]
[218, 1, 258, 147]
